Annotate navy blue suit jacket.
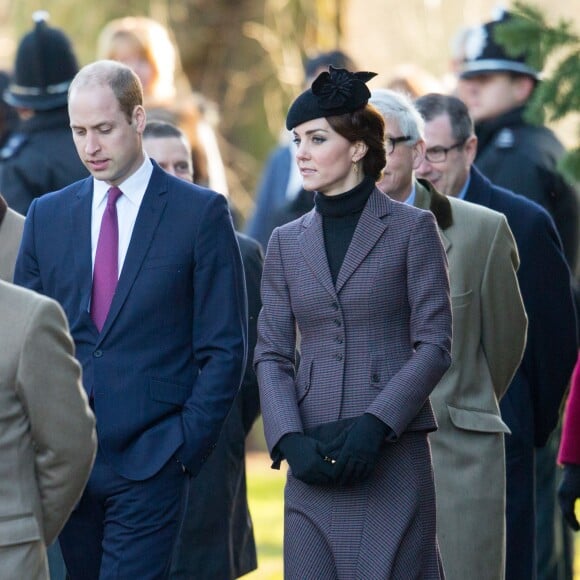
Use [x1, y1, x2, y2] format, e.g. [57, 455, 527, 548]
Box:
[465, 166, 577, 446]
[15, 162, 247, 480]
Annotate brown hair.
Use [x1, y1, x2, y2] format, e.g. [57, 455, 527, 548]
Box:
[327, 104, 386, 181]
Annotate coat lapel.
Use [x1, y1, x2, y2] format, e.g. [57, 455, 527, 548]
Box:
[299, 209, 337, 299]
[414, 179, 452, 252]
[335, 188, 390, 294]
[70, 178, 95, 316]
[97, 166, 168, 343]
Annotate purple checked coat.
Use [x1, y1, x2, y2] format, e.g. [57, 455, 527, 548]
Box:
[255, 188, 452, 578]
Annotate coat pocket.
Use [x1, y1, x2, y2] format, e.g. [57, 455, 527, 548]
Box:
[451, 290, 473, 309]
[448, 404, 511, 434]
[0, 513, 41, 547]
[295, 359, 313, 405]
[149, 378, 192, 406]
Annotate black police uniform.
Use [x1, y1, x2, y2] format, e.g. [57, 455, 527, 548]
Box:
[0, 13, 88, 215]
[475, 106, 579, 275]
[0, 108, 88, 215]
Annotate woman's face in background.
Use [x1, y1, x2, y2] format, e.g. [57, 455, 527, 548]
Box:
[110, 36, 155, 95]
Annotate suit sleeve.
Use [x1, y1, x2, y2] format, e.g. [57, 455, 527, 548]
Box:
[519, 210, 578, 446]
[180, 194, 248, 475]
[13, 198, 43, 293]
[16, 296, 96, 544]
[254, 228, 303, 453]
[367, 210, 453, 435]
[480, 215, 527, 400]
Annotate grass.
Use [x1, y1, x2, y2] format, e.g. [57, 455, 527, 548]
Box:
[244, 452, 285, 579]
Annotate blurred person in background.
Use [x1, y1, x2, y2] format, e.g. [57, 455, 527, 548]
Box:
[245, 50, 355, 249]
[0, 71, 18, 149]
[460, 13, 580, 579]
[97, 16, 229, 197]
[143, 120, 263, 580]
[0, 12, 88, 216]
[415, 92, 578, 580]
[255, 66, 452, 578]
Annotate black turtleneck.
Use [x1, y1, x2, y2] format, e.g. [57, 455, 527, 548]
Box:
[314, 176, 374, 284]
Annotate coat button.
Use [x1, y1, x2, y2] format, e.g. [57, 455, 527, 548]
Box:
[332, 302, 339, 311]
[336, 353, 343, 361]
[372, 373, 380, 383]
[334, 319, 342, 327]
[93, 350, 103, 358]
[336, 336, 343, 344]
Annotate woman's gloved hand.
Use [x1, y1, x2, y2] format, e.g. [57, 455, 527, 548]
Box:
[278, 432, 336, 485]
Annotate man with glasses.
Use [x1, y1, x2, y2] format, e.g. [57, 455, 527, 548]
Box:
[415, 92, 578, 580]
[371, 88, 527, 580]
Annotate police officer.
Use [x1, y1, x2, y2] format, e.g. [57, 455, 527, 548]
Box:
[460, 11, 579, 281]
[0, 12, 88, 215]
[460, 11, 579, 580]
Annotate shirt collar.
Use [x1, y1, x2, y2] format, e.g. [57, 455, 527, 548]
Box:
[404, 181, 417, 205]
[93, 156, 154, 206]
[456, 174, 471, 200]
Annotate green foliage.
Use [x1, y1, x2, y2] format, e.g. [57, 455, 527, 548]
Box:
[494, 1, 580, 181]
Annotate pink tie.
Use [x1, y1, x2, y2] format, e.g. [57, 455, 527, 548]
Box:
[91, 186, 123, 331]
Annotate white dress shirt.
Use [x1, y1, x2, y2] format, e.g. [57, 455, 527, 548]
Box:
[91, 157, 154, 276]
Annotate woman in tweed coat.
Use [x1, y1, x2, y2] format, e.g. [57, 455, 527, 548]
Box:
[254, 67, 452, 579]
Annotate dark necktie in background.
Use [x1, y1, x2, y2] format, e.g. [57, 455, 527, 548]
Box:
[91, 186, 122, 331]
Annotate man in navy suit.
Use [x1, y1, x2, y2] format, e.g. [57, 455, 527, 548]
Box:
[415, 93, 578, 580]
[14, 60, 247, 580]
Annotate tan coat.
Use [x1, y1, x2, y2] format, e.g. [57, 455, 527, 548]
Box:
[0, 280, 96, 579]
[414, 180, 527, 580]
[0, 201, 24, 281]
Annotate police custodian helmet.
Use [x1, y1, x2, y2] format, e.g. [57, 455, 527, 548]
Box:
[460, 10, 540, 81]
[4, 11, 79, 111]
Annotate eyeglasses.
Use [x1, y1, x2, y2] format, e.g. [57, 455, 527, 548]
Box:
[424, 140, 466, 163]
[386, 135, 412, 155]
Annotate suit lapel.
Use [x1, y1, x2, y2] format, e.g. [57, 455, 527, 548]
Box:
[335, 189, 389, 294]
[299, 209, 336, 299]
[97, 167, 168, 343]
[70, 178, 95, 316]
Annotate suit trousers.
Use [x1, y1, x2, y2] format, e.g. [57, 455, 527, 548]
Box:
[60, 446, 190, 580]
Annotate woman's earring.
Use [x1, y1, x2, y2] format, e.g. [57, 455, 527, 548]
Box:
[353, 159, 359, 173]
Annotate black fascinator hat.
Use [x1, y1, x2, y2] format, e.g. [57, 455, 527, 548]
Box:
[286, 66, 377, 130]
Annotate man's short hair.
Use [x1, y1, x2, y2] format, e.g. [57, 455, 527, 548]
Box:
[414, 93, 474, 143]
[370, 89, 425, 144]
[69, 60, 143, 123]
[143, 120, 187, 141]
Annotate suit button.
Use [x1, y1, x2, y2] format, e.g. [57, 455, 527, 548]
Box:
[372, 373, 380, 383]
[93, 350, 103, 358]
[336, 353, 343, 361]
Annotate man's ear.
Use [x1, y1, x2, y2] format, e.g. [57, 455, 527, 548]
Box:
[464, 135, 478, 165]
[514, 75, 535, 105]
[412, 139, 426, 170]
[133, 105, 147, 133]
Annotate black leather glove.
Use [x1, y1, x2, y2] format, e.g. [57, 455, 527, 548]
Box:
[558, 464, 580, 531]
[332, 413, 390, 486]
[278, 432, 336, 485]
